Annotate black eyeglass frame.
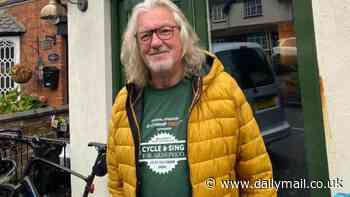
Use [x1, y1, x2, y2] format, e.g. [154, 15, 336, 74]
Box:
[135, 25, 180, 43]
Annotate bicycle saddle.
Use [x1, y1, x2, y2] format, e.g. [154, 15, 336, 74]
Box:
[0, 159, 16, 184]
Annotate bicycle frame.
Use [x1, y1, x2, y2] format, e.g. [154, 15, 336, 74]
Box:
[0, 129, 107, 197]
[82, 142, 107, 197]
[23, 150, 105, 197]
[17, 176, 40, 197]
[0, 176, 40, 197]
[0, 155, 99, 197]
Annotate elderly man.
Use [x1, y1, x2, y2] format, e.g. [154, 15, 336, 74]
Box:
[107, 0, 276, 196]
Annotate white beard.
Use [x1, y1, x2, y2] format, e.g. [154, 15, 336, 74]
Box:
[146, 58, 175, 74]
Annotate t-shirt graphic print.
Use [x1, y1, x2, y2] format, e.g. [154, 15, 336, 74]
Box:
[139, 79, 192, 197]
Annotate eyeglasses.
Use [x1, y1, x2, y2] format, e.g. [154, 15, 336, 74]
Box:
[136, 25, 180, 44]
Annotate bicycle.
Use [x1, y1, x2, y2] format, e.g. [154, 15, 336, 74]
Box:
[0, 129, 20, 185]
[0, 128, 107, 197]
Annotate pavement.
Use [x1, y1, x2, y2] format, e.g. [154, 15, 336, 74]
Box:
[267, 106, 310, 197]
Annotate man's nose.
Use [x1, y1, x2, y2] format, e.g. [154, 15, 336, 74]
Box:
[150, 32, 162, 48]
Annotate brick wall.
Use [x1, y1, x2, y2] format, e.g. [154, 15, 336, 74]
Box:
[5, 0, 68, 107]
[278, 21, 296, 39]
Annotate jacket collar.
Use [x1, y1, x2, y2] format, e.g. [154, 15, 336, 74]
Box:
[126, 52, 222, 98]
[200, 52, 224, 91]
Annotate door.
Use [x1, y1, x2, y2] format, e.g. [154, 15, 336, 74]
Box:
[111, 0, 209, 96]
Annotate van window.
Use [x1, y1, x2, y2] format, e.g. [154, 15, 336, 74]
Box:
[215, 48, 275, 89]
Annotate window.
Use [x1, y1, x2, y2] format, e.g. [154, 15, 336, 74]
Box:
[247, 32, 270, 53]
[0, 37, 20, 94]
[244, 0, 263, 17]
[215, 47, 275, 89]
[211, 6, 226, 22]
[247, 33, 267, 49]
[246, 32, 276, 57]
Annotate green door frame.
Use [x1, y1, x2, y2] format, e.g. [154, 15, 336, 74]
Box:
[111, 0, 122, 97]
[111, 1, 331, 196]
[294, 0, 330, 196]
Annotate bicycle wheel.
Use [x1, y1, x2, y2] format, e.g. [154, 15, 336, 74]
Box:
[0, 184, 15, 197]
[12, 177, 39, 197]
[0, 160, 17, 184]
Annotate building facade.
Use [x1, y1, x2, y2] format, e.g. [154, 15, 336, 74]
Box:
[210, 0, 294, 56]
[0, 0, 68, 107]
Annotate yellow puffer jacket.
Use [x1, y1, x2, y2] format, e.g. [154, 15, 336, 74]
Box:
[107, 53, 277, 197]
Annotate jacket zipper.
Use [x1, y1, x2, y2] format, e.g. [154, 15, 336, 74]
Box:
[130, 99, 142, 147]
[129, 89, 142, 195]
[187, 77, 202, 197]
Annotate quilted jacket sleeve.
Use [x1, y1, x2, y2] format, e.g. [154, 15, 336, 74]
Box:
[107, 90, 126, 197]
[233, 82, 277, 197]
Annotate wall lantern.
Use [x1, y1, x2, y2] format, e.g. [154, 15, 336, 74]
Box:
[40, 0, 88, 23]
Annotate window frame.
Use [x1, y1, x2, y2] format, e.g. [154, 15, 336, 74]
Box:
[0, 36, 20, 94]
[244, 0, 263, 18]
[211, 5, 227, 23]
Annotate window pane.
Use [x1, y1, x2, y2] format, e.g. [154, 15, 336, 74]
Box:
[244, 0, 262, 17]
[0, 39, 16, 94]
[5, 47, 9, 59]
[215, 47, 274, 89]
[11, 47, 14, 59]
[0, 77, 4, 89]
[209, 0, 307, 196]
[211, 5, 226, 22]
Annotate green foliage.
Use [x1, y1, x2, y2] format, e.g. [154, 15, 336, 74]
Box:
[0, 88, 46, 114]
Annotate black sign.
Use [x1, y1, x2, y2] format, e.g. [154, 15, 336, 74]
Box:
[48, 53, 60, 63]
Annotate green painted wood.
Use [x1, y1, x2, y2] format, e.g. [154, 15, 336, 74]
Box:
[193, 0, 209, 49]
[294, 0, 331, 196]
[110, 0, 123, 99]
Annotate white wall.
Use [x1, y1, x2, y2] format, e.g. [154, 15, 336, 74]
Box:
[67, 0, 112, 196]
[312, 0, 350, 194]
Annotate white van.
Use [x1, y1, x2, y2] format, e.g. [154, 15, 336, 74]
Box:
[212, 42, 290, 144]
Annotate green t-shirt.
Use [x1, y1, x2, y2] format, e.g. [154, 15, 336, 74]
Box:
[139, 79, 192, 197]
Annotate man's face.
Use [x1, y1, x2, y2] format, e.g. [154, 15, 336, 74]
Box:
[136, 7, 183, 74]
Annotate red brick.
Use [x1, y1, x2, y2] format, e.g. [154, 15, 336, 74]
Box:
[5, 0, 68, 107]
[278, 22, 296, 39]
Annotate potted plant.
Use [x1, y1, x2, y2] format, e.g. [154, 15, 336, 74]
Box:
[50, 115, 69, 138]
[10, 64, 33, 84]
